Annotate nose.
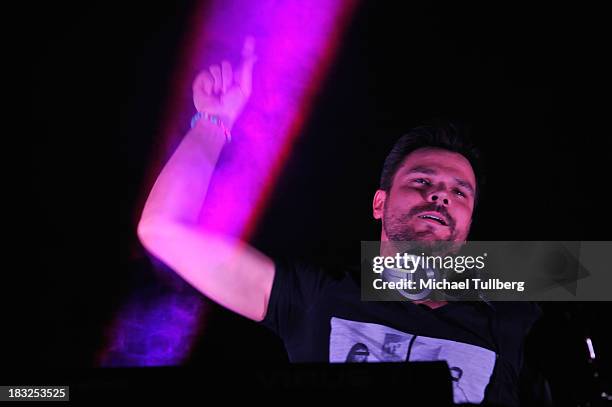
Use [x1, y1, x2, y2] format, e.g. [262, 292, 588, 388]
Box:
[427, 185, 450, 206]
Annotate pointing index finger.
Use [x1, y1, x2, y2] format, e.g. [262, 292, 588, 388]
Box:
[242, 36, 256, 60]
[238, 36, 257, 95]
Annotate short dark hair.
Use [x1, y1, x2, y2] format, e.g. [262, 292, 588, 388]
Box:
[379, 121, 485, 209]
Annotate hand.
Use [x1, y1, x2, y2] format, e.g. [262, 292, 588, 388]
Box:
[192, 37, 257, 131]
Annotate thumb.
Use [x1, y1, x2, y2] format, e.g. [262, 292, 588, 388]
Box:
[237, 36, 257, 95]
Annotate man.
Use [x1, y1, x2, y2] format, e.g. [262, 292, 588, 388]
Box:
[138, 39, 542, 405]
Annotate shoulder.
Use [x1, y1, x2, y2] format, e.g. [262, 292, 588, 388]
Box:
[270, 257, 357, 302]
[273, 257, 353, 282]
[493, 302, 542, 322]
[491, 302, 543, 344]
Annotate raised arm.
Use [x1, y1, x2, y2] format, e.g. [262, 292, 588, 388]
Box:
[137, 38, 275, 321]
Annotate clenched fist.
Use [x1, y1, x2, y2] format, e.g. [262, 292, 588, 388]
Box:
[192, 37, 257, 131]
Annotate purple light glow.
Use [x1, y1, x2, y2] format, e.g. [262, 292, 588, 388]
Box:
[102, 0, 358, 366]
[196, 0, 358, 239]
[98, 288, 206, 366]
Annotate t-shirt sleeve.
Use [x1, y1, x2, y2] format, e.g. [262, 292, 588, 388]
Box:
[259, 257, 334, 340]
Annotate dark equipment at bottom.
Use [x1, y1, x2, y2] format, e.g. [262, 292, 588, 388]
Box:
[9, 362, 454, 402]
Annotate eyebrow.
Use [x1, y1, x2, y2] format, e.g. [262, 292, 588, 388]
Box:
[404, 166, 475, 196]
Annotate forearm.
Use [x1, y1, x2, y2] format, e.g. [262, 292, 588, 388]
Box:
[140, 120, 227, 227]
[135, 39, 274, 321]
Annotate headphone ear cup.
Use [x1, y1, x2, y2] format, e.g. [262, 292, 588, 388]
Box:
[383, 265, 436, 301]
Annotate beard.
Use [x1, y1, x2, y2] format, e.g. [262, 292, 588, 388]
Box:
[382, 202, 463, 256]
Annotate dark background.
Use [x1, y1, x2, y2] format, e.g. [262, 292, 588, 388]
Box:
[10, 1, 610, 404]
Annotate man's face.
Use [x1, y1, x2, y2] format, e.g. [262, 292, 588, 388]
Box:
[373, 147, 476, 243]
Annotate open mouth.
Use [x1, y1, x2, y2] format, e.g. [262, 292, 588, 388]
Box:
[417, 212, 448, 226]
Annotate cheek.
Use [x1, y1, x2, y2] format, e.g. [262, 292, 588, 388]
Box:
[389, 188, 424, 209]
[453, 205, 473, 228]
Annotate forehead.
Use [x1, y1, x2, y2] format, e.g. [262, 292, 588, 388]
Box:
[395, 147, 476, 187]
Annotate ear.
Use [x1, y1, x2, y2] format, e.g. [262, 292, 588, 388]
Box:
[373, 189, 387, 220]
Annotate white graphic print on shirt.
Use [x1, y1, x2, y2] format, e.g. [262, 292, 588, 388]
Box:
[329, 317, 497, 404]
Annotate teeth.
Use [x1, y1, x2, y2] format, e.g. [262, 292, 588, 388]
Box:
[419, 214, 445, 225]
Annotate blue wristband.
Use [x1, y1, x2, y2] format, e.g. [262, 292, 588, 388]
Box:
[190, 111, 231, 143]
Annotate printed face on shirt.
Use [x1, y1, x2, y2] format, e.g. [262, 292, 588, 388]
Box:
[373, 147, 476, 243]
[345, 343, 370, 362]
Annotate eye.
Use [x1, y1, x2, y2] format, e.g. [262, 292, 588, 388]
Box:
[414, 178, 431, 185]
[454, 189, 466, 198]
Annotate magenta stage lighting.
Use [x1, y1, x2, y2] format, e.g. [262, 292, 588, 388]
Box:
[102, 0, 358, 366]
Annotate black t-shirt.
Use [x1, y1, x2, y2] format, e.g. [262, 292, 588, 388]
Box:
[260, 257, 541, 406]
